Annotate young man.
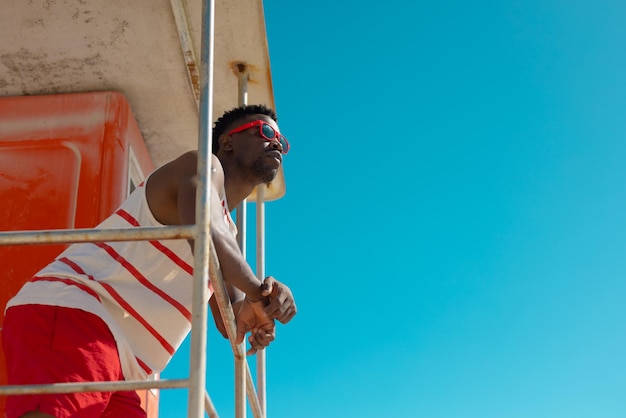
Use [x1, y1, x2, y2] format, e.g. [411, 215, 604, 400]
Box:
[2, 104, 296, 418]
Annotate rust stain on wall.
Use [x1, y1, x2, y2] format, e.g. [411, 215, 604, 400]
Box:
[229, 61, 261, 84]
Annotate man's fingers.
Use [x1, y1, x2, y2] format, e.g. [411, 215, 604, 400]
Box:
[249, 331, 274, 348]
[263, 292, 286, 316]
[245, 329, 274, 356]
[264, 298, 297, 323]
[235, 319, 251, 344]
[261, 276, 274, 297]
[263, 301, 280, 318]
[277, 305, 297, 324]
[235, 328, 246, 345]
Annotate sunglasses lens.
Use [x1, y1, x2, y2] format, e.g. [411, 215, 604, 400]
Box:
[261, 123, 276, 140]
[279, 137, 289, 154]
[260, 122, 289, 154]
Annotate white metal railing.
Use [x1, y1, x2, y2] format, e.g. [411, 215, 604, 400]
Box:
[186, 0, 215, 414]
[0, 227, 265, 418]
[171, 0, 268, 415]
[0, 0, 269, 417]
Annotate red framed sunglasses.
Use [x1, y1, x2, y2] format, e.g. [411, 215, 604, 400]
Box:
[227, 120, 290, 154]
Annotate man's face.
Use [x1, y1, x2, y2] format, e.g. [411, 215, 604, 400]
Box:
[227, 114, 285, 183]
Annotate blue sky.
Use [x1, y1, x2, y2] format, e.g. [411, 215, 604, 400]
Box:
[161, 1, 626, 417]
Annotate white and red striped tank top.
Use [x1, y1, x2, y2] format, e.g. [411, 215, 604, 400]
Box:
[6, 180, 236, 380]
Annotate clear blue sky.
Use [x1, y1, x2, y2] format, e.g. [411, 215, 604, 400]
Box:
[161, 1, 626, 417]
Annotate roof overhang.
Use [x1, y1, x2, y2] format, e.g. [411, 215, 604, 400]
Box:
[0, 0, 284, 200]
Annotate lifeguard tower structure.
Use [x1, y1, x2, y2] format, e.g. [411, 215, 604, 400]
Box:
[0, 1, 284, 417]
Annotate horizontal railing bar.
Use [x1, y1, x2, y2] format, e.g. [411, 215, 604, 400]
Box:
[0, 378, 189, 395]
[0, 225, 197, 246]
[0, 217, 260, 417]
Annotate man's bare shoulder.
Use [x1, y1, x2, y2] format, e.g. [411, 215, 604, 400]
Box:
[145, 150, 198, 224]
[168, 151, 223, 177]
[173, 150, 199, 172]
[148, 151, 196, 186]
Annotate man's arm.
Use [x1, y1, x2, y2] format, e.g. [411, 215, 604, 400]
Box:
[147, 151, 294, 344]
[173, 153, 275, 347]
[209, 281, 242, 339]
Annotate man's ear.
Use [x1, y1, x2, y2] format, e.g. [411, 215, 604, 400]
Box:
[218, 133, 233, 152]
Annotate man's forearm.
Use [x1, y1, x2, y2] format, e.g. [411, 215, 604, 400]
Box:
[211, 231, 264, 301]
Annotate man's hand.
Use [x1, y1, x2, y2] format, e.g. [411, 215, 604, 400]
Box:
[233, 297, 276, 355]
[246, 321, 275, 355]
[260, 276, 297, 324]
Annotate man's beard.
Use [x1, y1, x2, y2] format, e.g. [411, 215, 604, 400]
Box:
[252, 157, 278, 183]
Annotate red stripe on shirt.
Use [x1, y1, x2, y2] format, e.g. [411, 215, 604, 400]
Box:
[30, 276, 101, 302]
[59, 256, 176, 356]
[94, 242, 192, 321]
[135, 356, 153, 375]
[115, 209, 194, 275]
[115, 208, 140, 226]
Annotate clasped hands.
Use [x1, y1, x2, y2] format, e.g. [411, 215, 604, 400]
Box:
[234, 276, 296, 355]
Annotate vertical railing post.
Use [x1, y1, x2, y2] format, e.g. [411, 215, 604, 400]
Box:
[235, 66, 248, 271]
[235, 65, 249, 418]
[188, 0, 215, 416]
[255, 185, 267, 417]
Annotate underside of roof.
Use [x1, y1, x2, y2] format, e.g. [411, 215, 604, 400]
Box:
[0, 0, 285, 200]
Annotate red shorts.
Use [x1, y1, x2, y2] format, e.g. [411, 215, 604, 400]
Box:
[2, 304, 146, 418]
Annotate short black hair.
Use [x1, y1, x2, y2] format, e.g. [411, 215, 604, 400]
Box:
[212, 104, 277, 154]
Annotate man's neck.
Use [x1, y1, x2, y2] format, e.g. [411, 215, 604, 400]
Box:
[221, 164, 258, 208]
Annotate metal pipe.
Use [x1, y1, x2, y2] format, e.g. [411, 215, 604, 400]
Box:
[206, 242, 253, 416]
[245, 362, 264, 418]
[235, 67, 249, 253]
[235, 64, 249, 418]
[205, 390, 220, 418]
[0, 225, 195, 246]
[236, 203, 247, 254]
[235, 343, 247, 418]
[187, 0, 215, 416]
[0, 379, 189, 395]
[237, 64, 249, 108]
[256, 184, 267, 416]
[207, 244, 240, 355]
[207, 242, 264, 418]
[169, 1, 224, 417]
